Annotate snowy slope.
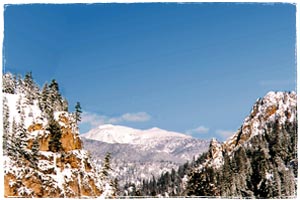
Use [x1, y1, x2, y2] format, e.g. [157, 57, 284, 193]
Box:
[4, 93, 46, 130]
[81, 124, 191, 144]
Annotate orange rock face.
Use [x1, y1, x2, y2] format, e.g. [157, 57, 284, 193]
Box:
[28, 123, 43, 133]
[4, 112, 102, 198]
[61, 126, 82, 151]
[4, 173, 17, 197]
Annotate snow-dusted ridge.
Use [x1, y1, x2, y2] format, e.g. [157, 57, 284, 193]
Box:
[198, 91, 297, 170]
[185, 91, 297, 198]
[81, 124, 191, 144]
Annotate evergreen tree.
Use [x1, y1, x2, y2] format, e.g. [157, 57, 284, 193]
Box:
[47, 119, 62, 152]
[39, 82, 54, 119]
[15, 114, 28, 160]
[62, 98, 69, 112]
[15, 74, 24, 94]
[7, 118, 18, 157]
[23, 72, 39, 104]
[150, 175, 157, 196]
[31, 137, 40, 168]
[49, 79, 63, 111]
[3, 97, 10, 155]
[101, 152, 112, 178]
[2, 72, 16, 94]
[75, 102, 82, 123]
[16, 95, 23, 114]
[111, 178, 119, 196]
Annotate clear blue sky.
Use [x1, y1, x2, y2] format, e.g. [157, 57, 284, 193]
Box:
[3, 3, 296, 141]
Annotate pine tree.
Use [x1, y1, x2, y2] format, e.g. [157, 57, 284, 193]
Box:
[39, 82, 54, 119]
[75, 102, 82, 123]
[47, 119, 62, 152]
[3, 97, 10, 155]
[101, 152, 112, 178]
[16, 95, 23, 114]
[62, 98, 69, 112]
[23, 72, 39, 105]
[7, 118, 18, 157]
[31, 137, 40, 168]
[15, 113, 28, 160]
[111, 178, 119, 196]
[2, 72, 16, 94]
[49, 79, 63, 111]
[15, 74, 24, 94]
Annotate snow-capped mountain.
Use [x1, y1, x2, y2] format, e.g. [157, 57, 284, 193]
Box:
[82, 124, 191, 145]
[80, 124, 209, 189]
[185, 91, 297, 198]
[81, 124, 208, 160]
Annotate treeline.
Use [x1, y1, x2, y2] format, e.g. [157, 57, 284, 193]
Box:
[120, 153, 208, 197]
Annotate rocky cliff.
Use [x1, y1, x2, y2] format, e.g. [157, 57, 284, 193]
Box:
[2, 72, 112, 198]
[187, 91, 297, 198]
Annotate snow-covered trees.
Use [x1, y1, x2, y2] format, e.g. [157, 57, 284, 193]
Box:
[3, 71, 109, 198]
[185, 121, 297, 198]
[39, 83, 50, 115]
[98, 152, 119, 196]
[49, 79, 64, 112]
[3, 97, 10, 155]
[38, 79, 69, 119]
[30, 137, 40, 168]
[2, 72, 16, 94]
[2, 72, 68, 156]
[15, 118, 27, 152]
[23, 72, 39, 105]
[100, 152, 112, 179]
[74, 102, 82, 123]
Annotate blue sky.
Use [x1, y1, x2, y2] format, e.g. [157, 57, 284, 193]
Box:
[3, 3, 296, 141]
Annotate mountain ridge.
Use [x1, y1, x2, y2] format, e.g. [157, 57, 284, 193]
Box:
[81, 124, 192, 145]
[186, 91, 297, 198]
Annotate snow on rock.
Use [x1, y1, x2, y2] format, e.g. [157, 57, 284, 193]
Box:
[3, 87, 106, 197]
[5, 93, 46, 130]
[196, 91, 296, 171]
[266, 172, 273, 180]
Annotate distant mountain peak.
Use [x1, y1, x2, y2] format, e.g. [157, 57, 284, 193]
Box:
[81, 124, 209, 189]
[81, 124, 191, 144]
[147, 127, 161, 131]
[98, 124, 115, 128]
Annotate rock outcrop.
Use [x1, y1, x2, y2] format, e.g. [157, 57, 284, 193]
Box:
[187, 91, 297, 198]
[4, 110, 103, 198]
[2, 72, 108, 198]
